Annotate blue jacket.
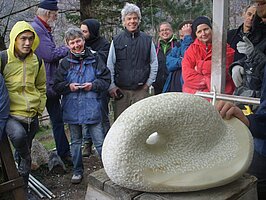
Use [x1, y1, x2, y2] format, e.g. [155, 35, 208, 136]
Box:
[230, 15, 266, 157]
[53, 48, 111, 125]
[247, 63, 266, 156]
[163, 35, 193, 92]
[0, 74, 9, 141]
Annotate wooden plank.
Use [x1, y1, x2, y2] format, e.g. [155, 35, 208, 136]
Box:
[0, 177, 25, 193]
[104, 180, 142, 200]
[85, 184, 115, 200]
[0, 134, 27, 200]
[211, 0, 229, 93]
[87, 168, 110, 190]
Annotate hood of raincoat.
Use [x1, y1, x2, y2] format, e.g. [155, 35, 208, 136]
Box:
[8, 21, 40, 58]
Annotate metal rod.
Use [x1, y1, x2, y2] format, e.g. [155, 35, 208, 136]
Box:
[29, 174, 55, 199]
[30, 174, 56, 198]
[29, 178, 53, 199]
[195, 92, 260, 105]
[16, 162, 55, 198]
[28, 181, 45, 199]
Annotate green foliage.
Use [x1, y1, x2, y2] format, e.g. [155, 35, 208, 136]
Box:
[35, 125, 56, 150]
[65, 12, 81, 26]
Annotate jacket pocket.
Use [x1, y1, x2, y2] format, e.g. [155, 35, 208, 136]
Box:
[115, 45, 127, 60]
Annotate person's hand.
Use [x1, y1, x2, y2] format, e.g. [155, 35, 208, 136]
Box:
[69, 83, 80, 92]
[236, 36, 254, 57]
[182, 24, 192, 36]
[215, 101, 249, 127]
[231, 65, 244, 87]
[142, 84, 149, 91]
[109, 87, 119, 99]
[82, 82, 93, 91]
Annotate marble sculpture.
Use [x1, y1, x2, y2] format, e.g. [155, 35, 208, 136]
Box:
[102, 93, 254, 192]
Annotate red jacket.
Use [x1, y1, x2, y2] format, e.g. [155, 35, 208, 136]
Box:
[182, 38, 235, 94]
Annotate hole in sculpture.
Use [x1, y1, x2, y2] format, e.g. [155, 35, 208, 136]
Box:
[146, 132, 159, 145]
[146, 132, 167, 153]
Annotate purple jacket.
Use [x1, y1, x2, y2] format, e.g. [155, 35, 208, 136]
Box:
[31, 16, 68, 98]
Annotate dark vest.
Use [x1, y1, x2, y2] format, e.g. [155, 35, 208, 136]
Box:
[113, 29, 152, 90]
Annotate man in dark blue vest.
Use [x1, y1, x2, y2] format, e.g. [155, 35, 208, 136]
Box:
[107, 2, 158, 120]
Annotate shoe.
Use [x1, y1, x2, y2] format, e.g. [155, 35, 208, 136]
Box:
[82, 141, 93, 157]
[71, 174, 83, 184]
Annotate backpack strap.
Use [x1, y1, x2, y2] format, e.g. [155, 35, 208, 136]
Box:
[36, 54, 43, 71]
[0, 50, 8, 75]
[0, 51, 42, 75]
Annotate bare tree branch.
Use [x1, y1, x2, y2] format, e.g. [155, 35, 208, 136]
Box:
[0, 3, 38, 20]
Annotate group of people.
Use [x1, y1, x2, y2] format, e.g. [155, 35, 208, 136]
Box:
[0, 0, 266, 199]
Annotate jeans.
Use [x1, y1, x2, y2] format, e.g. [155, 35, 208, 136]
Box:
[46, 96, 70, 158]
[83, 91, 110, 143]
[69, 123, 104, 175]
[5, 115, 39, 188]
[248, 150, 266, 200]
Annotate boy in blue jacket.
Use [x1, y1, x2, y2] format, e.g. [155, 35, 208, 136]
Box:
[53, 27, 111, 184]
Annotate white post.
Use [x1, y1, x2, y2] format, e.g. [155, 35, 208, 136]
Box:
[211, 0, 229, 93]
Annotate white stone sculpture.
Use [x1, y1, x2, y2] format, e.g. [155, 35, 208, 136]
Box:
[102, 93, 254, 192]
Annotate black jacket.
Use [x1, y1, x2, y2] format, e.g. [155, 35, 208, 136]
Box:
[82, 19, 110, 63]
[113, 28, 152, 90]
[230, 15, 266, 99]
[227, 24, 252, 62]
[153, 39, 179, 94]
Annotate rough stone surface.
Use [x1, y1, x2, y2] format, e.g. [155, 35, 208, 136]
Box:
[31, 139, 49, 170]
[102, 93, 254, 192]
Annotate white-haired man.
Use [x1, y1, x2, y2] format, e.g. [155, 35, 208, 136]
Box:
[107, 2, 158, 120]
[31, 0, 71, 164]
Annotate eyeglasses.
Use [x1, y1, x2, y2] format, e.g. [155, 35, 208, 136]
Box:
[160, 29, 171, 32]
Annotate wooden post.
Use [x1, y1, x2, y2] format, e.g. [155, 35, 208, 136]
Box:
[211, 0, 229, 93]
[0, 134, 26, 200]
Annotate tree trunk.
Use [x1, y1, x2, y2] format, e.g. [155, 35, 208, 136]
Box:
[0, 36, 6, 51]
[80, 0, 92, 21]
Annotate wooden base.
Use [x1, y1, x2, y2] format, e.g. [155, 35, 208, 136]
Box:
[0, 134, 26, 200]
[86, 169, 258, 200]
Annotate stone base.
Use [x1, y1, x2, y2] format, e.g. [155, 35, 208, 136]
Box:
[85, 169, 258, 200]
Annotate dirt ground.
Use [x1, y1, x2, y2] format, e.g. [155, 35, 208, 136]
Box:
[29, 153, 103, 200]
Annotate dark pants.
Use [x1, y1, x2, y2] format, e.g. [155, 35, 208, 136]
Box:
[5, 116, 39, 188]
[248, 150, 266, 200]
[46, 96, 70, 158]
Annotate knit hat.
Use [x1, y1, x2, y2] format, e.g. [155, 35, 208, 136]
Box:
[192, 16, 212, 39]
[39, 0, 58, 11]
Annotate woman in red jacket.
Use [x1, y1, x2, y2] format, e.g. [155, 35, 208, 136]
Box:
[182, 16, 235, 94]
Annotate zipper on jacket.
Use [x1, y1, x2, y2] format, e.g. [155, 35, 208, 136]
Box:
[22, 60, 31, 115]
